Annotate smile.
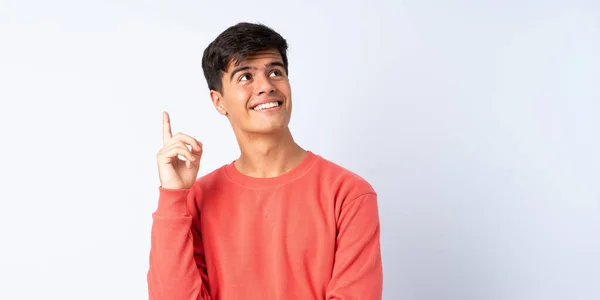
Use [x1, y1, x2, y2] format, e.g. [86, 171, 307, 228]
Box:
[252, 101, 282, 111]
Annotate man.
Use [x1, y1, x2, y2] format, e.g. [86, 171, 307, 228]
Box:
[148, 22, 383, 299]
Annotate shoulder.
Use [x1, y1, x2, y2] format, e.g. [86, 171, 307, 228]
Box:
[192, 164, 229, 193]
[312, 153, 376, 200]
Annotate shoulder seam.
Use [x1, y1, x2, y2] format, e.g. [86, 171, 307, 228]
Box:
[341, 192, 377, 210]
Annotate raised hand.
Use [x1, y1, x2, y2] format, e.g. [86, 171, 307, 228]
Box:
[156, 111, 203, 190]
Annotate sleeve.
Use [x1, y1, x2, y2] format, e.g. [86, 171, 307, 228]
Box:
[147, 185, 211, 300]
[326, 193, 383, 300]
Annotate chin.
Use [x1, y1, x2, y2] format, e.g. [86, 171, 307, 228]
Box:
[248, 121, 289, 135]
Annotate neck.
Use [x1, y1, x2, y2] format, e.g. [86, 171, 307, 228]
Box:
[233, 127, 307, 178]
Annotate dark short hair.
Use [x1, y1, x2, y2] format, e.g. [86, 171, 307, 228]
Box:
[201, 22, 289, 94]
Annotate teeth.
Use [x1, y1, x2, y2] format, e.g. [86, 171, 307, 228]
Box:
[253, 101, 280, 111]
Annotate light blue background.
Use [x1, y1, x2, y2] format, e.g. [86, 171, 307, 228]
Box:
[0, 0, 598, 299]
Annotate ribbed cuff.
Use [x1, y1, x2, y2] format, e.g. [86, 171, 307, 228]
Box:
[156, 186, 190, 215]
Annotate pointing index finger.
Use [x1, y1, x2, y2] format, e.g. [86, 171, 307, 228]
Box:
[162, 111, 173, 145]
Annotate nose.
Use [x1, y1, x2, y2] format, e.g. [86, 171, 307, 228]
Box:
[254, 73, 276, 95]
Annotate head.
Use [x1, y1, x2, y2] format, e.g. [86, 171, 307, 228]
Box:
[202, 22, 292, 136]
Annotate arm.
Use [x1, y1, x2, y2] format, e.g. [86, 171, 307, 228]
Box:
[326, 193, 383, 300]
[147, 186, 211, 300]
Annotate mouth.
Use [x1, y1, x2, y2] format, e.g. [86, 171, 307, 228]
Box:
[251, 100, 283, 111]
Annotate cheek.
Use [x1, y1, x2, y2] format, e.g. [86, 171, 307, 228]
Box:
[276, 81, 292, 96]
[226, 87, 252, 111]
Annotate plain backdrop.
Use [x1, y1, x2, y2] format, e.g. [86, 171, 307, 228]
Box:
[0, 0, 598, 299]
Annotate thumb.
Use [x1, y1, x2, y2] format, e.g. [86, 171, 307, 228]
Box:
[191, 144, 203, 158]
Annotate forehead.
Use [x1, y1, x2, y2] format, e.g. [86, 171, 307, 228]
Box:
[227, 49, 283, 71]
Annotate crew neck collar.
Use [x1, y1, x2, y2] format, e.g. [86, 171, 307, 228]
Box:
[224, 150, 318, 188]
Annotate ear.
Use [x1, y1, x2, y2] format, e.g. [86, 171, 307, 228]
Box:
[210, 90, 228, 115]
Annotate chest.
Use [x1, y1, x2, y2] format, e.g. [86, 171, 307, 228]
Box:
[199, 185, 337, 258]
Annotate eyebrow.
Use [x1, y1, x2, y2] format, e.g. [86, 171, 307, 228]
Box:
[229, 61, 286, 81]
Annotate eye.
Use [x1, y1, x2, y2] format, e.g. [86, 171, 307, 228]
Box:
[239, 73, 252, 81]
[270, 69, 284, 77]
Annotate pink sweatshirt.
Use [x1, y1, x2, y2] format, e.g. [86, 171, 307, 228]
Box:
[147, 151, 383, 299]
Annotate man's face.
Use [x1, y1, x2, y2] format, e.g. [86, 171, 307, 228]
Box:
[211, 49, 292, 135]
